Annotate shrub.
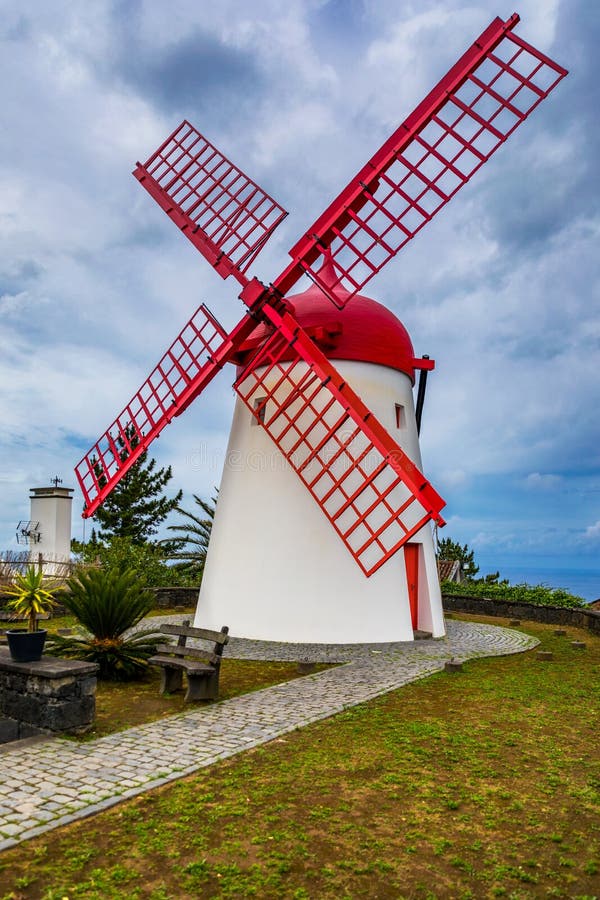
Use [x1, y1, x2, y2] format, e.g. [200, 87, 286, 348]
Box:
[47, 568, 161, 680]
[441, 579, 586, 609]
[71, 535, 197, 587]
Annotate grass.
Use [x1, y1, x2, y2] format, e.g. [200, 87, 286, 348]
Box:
[0, 616, 598, 899]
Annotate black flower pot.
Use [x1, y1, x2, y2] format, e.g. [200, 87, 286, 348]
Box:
[6, 629, 47, 663]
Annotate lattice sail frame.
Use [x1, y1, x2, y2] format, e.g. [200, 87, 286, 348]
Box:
[134, 121, 288, 283]
[128, 16, 567, 313]
[234, 304, 445, 576]
[276, 14, 568, 306]
[75, 306, 257, 515]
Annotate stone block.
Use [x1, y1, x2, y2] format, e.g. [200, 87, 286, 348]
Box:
[554, 629, 567, 636]
[0, 717, 47, 744]
[444, 658, 463, 672]
[35, 675, 78, 698]
[17, 721, 47, 739]
[537, 651, 553, 661]
[79, 676, 97, 696]
[0, 717, 19, 743]
[2, 691, 42, 723]
[151, 587, 199, 609]
[0, 650, 98, 734]
[297, 661, 315, 674]
[571, 641, 586, 649]
[44, 696, 96, 731]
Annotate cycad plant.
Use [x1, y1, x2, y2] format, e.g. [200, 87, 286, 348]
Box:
[47, 568, 160, 680]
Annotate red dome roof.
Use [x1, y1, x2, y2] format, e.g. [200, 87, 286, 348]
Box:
[235, 266, 417, 382]
[288, 283, 416, 380]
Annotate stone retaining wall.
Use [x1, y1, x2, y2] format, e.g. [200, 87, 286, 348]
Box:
[0, 717, 46, 744]
[150, 586, 199, 608]
[443, 594, 600, 634]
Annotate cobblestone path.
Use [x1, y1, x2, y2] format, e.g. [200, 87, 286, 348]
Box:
[0, 620, 537, 850]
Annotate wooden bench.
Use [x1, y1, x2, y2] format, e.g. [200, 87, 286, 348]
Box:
[148, 620, 229, 702]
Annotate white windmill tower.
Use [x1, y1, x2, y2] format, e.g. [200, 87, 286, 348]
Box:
[75, 14, 567, 643]
[199, 262, 442, 642]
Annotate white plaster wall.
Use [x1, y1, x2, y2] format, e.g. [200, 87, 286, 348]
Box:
[29, 491, 72, 567]
[195, 360, 444, 643]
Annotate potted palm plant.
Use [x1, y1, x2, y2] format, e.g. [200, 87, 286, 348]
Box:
[4, 566, 58, 662]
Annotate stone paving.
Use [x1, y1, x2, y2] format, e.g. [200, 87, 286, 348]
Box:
[0, 619, 537, 851]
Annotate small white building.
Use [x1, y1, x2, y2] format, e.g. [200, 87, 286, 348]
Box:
[27, 485, 73, 574]
[195, 275, 445, 644]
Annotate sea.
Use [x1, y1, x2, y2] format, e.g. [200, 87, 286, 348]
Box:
[481, 565, 600, 603]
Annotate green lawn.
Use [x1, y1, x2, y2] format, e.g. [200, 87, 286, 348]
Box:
[0, 616, 598, 899]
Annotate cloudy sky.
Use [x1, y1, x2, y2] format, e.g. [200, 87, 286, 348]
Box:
[0, 0, 598, 594]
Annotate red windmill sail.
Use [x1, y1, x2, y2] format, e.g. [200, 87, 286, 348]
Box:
[133, 121, 288, 284]
[274, 14, 568, 306]
[75, 308, 257, 515]
[235, 301, 445, 576]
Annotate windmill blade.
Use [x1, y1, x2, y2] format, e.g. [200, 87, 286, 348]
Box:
[274, 14, 567, 308]
[234, 302, 445, 577]
[76, 306, 257, 517]
[134, 120, 288, 287]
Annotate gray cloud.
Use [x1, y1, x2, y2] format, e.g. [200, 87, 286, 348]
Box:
[111, 24, 263, 122]
[0, 258, 43, 296]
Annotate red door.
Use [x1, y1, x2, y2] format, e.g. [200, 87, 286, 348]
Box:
[404, 543, 419, 629]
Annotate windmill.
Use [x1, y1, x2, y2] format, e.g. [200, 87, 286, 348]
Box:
[75, 14, 566, 643]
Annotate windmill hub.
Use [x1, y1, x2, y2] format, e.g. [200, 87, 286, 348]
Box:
[234, 276, 418, 382]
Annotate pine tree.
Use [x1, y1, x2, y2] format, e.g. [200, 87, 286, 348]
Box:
[437, 537, 479, 579]
[92, 427, 182, 545]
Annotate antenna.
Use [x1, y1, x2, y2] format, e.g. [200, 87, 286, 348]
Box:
[50, 476, 63, 488]
[16, 521, 41, 544]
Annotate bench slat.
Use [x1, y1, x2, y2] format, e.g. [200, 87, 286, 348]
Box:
[159, 623, 229, 645]
[155, 643, 219, 664]
[148, 655, 214, 674]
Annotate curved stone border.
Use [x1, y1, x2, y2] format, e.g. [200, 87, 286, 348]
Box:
[141, 616, 537, 662]
[0, 620, 537, 851]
